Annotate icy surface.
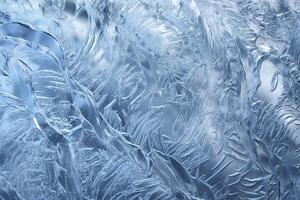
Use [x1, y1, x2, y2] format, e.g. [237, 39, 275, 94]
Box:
[0, 0, 300, 199]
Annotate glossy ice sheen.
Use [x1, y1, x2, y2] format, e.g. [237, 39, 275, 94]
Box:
[0, 0, 300, 199]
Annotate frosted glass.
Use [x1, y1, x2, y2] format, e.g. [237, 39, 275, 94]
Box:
[0, 0, 300, 199]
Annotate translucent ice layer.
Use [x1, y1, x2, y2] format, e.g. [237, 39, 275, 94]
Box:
[0, 0, 300, 199]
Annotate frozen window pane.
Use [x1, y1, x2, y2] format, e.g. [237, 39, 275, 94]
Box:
[0, 0, 300, 199]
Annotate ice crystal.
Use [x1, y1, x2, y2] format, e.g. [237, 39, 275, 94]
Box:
[0, 0, 300, 199]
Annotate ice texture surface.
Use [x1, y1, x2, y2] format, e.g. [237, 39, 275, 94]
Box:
[0, 0, 300, 199]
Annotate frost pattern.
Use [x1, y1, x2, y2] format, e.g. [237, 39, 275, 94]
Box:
[0, 0, 300, 199]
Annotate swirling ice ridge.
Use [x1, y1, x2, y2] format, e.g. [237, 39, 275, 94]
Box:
[0, 0, 300, 199]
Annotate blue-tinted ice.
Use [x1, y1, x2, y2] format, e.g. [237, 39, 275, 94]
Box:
[0, 0, 300, 199]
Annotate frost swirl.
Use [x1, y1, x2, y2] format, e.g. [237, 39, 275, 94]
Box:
[0, 0, 300, 199]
